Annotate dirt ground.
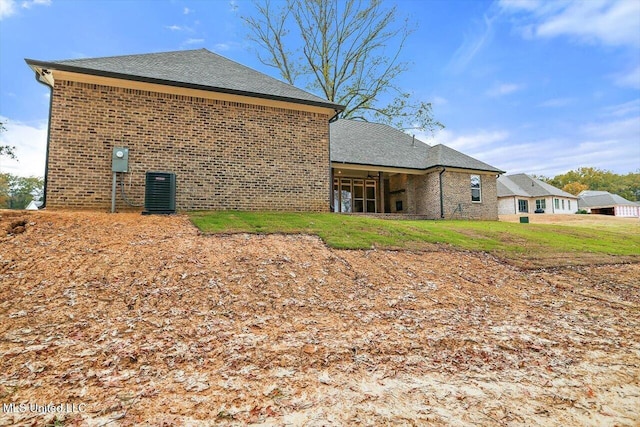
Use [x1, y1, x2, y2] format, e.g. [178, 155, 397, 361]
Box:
[1, 210, 639, 426]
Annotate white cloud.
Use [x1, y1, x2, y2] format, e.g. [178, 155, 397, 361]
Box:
[432, 96, 449, 106]
[434, 128, 510, 152]
[486, 82, 524, 97]
[582, 116, 640, 140]
[538, 97, 574, 108]
[183, 7, 191, 14]
[1, 0, 50, 18]
[500, 0, 640, 47]
[211, 41, 245, 53]
[21, 0, 50, 9]
[498, 0, 542, 12]
[166, 24, 195, 33]
[602, 99, 640, 117]
[184, 38, 205, 45]
[447, 13, 496, 73]
[0, 0, 17, 19]
[612, 65, 640, 89]
[213, 43, 231, 52]
[431, 106, 640, 176]
[0, 116, 48, 178]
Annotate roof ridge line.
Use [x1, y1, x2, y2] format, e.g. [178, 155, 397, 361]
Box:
[48, 48, 208, 64]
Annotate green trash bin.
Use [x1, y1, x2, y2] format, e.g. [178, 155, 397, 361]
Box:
[520, 216, 529, 224]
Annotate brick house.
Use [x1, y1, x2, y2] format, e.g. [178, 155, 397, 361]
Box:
[26, 49, 342, 212]
[26, 49, 503, 219]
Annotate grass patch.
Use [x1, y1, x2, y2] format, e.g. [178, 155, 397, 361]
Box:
[189, 211, 640, 267]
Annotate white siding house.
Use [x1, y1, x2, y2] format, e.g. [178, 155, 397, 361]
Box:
[578, 191, 640, 217]
[497, 174, 578, 215]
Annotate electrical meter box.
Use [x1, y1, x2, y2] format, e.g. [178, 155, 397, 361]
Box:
[112, 147, 129, 172]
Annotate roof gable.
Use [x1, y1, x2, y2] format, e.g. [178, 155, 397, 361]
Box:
[497, 174, 576, 198]
[26, 49, 343, 111]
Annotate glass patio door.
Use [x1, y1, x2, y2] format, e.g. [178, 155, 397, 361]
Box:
[333, 178, 377, 213]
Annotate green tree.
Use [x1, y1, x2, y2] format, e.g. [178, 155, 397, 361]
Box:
[0, 119, 17, 160]
[243, 0, 443, 134]
[546, 167, 640, 201]
[562, 182, 589, 196]
[0, 173, 44, 209]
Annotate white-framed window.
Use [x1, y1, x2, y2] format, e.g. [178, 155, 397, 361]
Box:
[562, 199, 565, 210]
[471, 174, 481, 202]
[568, 200, 571, 210]
[518, 199, 529, 212]
[554, 198, 560, 209]
[536, 199, 546, 210]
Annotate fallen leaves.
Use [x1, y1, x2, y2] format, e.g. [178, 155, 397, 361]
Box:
[0, 210, 638, 426]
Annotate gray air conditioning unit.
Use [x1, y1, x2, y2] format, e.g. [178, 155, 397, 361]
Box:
[143, 171, 176, 215]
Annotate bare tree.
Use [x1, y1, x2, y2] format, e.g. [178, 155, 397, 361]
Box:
[244, 0, 443, 134]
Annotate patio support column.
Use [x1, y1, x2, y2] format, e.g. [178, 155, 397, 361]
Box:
[378, 171, 385, 213]
[330, 168, 335, 212]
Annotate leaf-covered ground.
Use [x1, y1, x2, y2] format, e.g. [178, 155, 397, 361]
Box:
[1, 211, 638, 426]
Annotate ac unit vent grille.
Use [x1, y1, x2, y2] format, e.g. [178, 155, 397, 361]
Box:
[144, 172, 176, 214]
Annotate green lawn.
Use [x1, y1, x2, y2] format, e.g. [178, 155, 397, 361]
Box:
[188, 211, 640, 267]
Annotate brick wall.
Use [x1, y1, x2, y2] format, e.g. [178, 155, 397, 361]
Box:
[440, 171, 498, 220]
[46, 80, 331, 211]
[388, 174, 408, 213]
[408, 172, 441, 218]
[392, 170, 498, 220]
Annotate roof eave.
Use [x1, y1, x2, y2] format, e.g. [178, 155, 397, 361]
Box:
[331, 160, 425, 173]
[331, 160, 505, 175]
[428, 164, 506, 174]
[25, 58, 345, 112]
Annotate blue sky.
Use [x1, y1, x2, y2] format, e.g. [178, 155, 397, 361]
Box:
[1, 0, 639, 178]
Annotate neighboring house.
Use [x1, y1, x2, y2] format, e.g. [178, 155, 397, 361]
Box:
[25, 200, 43, 210]
[497, 174, 578, 215]
[26, 49, 503, 219]
[330, 120, 504, 219]
[578, 190, 640, 217]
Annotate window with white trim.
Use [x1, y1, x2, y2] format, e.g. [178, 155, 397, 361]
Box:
[518, 199, 529, 213]
[471, 175, 481, 202]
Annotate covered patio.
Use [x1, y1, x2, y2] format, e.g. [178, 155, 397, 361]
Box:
[329, 119, 504, 220]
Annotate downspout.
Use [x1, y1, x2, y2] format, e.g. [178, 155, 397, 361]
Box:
[328, 117, 334, 212]
[328, 108, 342, 211]
[33, 70, 53, 209]
[439, 167, 446, 219]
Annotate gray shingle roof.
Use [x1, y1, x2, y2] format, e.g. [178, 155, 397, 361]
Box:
[330, 119, 429, 169]
[578, 190, 640, 208]
[330, 119, 503, 173]
[497, 174, 576, 198]
[26, 49, 343, 110]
